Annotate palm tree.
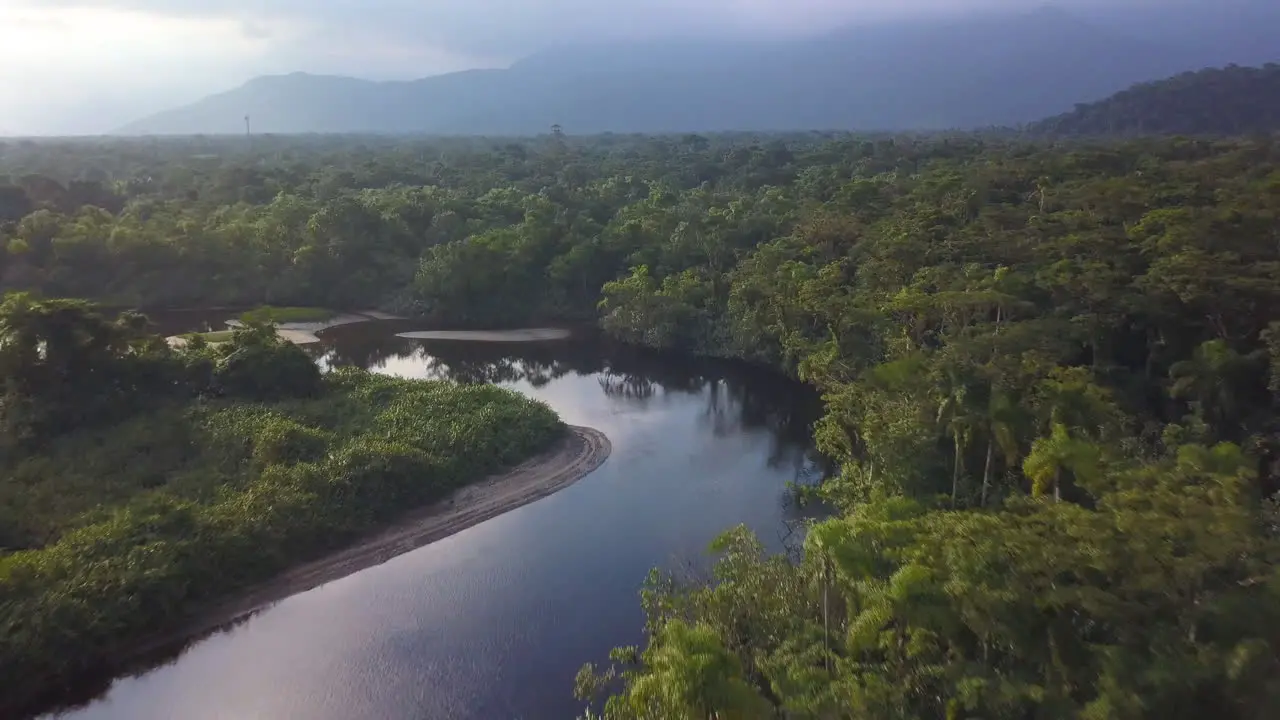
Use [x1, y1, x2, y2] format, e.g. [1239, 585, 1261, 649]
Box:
[1169, 339, 1256, 438]
[1023, 423, 1101, 502]
[626, 620, 770, 719]
[1034, 367, 1119, 441]
[936, 368, 981, 504]
[981, 391, 1022, 507]
[1032, 175, 1052, 214]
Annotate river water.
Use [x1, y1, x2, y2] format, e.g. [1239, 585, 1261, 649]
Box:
[45, 324, 822, 720]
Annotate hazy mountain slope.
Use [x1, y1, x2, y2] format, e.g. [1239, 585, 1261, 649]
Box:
[118, 6, 1280, 136]
[1082, 0, 1280, 69]
[1029, 64, 1280, 136]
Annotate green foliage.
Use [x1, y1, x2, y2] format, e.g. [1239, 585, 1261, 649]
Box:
[1031, 64, 1280, 137]
[547, 136, 1280, 717]
[618, 620, 770, 720]
[181, 329, 235, 343]
[0, 293, 200, 448]
[0, 316, 564, 710]
[212, 322, 323, 401]
[587, 453, 1280, 719]
[4, 131, 1280, 717]
[247, 414, 331, 466]
[238, 306, 333, 325]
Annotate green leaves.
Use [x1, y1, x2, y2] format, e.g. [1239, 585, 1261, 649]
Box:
[571, 135, 1280, 719]
[212, 321, 323, 401]
[598, 453, 1280, 718]
[0, 368, 565, 709]
[624, 621, 771, 720]
[1023, 424, 1102, 500]
[7, 130, 1280, 719]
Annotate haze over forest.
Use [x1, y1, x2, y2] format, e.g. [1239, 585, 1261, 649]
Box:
[3, 0, 1279, 136]
[7, 0, 1280, 717]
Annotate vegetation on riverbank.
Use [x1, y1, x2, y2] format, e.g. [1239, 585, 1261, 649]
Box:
[238, 305, 333, 325]
[0, 295, 563, 713]
[570, 140, 1280, 716]
[4, 131, 1280, 716]
[180, 328, 235, 342]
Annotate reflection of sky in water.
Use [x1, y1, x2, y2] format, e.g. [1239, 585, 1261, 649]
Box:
[49, 339, 819, 720]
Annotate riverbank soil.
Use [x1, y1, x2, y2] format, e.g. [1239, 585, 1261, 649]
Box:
[396, 328, 573, 342]
[167, 310, 406, 347]
[194, 425, 610, 630]
[4, 423, 609, 719]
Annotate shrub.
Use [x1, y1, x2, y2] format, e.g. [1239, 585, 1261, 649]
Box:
[213, 323, 323, 400]
[0, 369, 565, 712]
[238, 306, 333, 325]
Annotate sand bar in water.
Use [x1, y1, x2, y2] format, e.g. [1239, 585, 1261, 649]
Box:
[168, 310, 407, 347]
[396, 328, 572, 342]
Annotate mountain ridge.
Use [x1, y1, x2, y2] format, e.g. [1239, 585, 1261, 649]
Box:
[117, 5, 1280, 136]
[1028, 63, 1280, 136]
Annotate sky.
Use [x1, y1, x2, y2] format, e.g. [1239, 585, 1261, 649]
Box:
[0, 0, 1153, 135]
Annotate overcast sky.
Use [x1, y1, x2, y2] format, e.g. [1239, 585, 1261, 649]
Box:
[0, 0, 1158, 135]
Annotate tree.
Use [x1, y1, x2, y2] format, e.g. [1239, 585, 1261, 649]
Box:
[934, 367, 981, 504]
[1022, 423, 1102, 501]
[980, 390, 1023, 507]
[622, 621, 770, 720]
[1169, 339, 1263, 440]
[213, 322, 322, 401]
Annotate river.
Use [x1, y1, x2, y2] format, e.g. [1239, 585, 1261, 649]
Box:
[44, 322, 823, 720]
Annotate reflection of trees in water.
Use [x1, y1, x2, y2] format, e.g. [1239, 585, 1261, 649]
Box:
[695, 365, 825, 475]
[412, 349, 568, 386]
[28, 606, 262, 718]
[320, 328, 826, 477]
[597, 373, 659, 401]
[593, 346, 706, 405]
[312, 323, 419, 370]
[398, 340, 591, 386]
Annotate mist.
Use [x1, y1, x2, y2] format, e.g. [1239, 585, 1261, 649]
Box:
[0, 0, 1266, 135]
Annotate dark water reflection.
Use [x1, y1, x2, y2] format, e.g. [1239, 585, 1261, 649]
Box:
[48, 324, 823, 720]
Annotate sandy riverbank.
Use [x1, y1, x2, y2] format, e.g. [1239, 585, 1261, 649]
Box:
[158, 425, 608, 641]
[231, 310, 406, 345]
[168, 310, 405, 347]
[10, 425, 610, 718]
[397, 328, 572, 342]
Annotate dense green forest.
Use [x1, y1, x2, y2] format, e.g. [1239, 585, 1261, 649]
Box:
[0, 297, 563, 714]
[2, 131, 1280, 717]
[0, 132, 837, 312]
[1030, 64, 1280, 137]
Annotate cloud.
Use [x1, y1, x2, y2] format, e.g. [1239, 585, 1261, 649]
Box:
[0, 4, 275, 134]
[0, 0, 1171, 134]
[16, 1, 1102, 62]
[240, 20, 274, 39]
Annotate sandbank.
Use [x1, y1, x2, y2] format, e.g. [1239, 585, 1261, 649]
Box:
[397, 328, 572, 342]
[167, 309, 406, 347]
[12, 425, 610, 718]
[143, 426, 608, 650]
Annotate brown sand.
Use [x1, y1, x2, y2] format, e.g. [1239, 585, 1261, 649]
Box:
[167, 310, 407, 347]
[183, 425, 609, 633]
[7, 426, 610, 717]
[243, 310, 407, 345]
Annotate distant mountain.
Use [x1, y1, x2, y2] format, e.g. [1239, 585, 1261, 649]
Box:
[118, 5, 1280, 136]
[1029, 64, 1280, 137]
[1078, 0, 1280, 70]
